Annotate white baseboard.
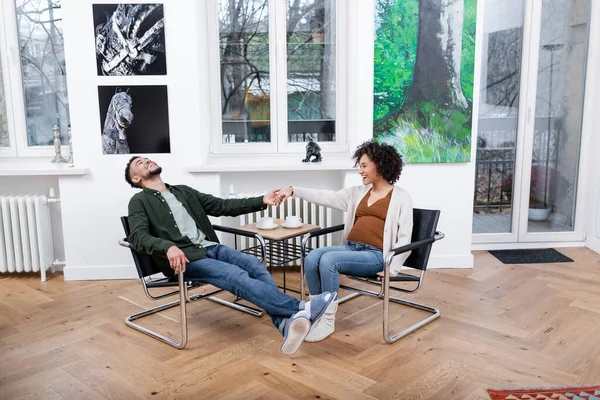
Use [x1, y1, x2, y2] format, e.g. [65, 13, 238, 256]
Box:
[586, 236, 600, 255]
[427, 254, 473, 269]
[63, 264, 138, 281]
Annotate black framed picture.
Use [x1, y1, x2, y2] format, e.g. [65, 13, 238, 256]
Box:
[98, 85, 170, 154]
[93, 4, 166, 76]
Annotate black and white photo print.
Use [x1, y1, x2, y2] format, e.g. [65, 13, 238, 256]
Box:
[93, 4, 166, 76]
[98, 85, 170, 154]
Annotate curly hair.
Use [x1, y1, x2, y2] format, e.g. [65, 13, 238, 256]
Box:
[352, 141, 403, 184]
[125, 156, 141, 188]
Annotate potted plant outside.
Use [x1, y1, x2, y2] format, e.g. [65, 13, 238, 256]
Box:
[501, 165, 568, 222]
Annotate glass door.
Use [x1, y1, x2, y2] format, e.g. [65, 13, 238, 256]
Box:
[473, 0, 591, 244]
[472, 0, 528, 243]
[519, 0, 590, 242]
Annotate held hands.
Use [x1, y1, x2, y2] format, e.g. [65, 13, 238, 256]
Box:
[262, 186, 293, 207]
[166, 246, 189, 274]
[274, 186, 293, 206]
[262, 188, 281, 206]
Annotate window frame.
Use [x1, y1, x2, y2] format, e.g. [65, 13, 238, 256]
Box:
[0, 0, 17, 157]
[0, 0, 69, 158]
[206, 0, 347, 155]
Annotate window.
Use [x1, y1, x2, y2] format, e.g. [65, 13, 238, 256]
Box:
[218, 0, 271, 144]
[209, 0, 345, 154]
[0, 0, 70, 157]
[286, 0, 336, 144]
[0, 56, 9, 148]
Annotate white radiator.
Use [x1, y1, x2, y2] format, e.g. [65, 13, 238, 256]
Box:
[0, 195, 54, 281]
[235, 193, 334, 263]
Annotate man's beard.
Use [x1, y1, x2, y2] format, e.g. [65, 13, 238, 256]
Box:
[149, 166, 162, 176]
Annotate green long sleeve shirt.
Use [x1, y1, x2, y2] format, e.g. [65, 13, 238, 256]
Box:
[127, 184, 267, 277]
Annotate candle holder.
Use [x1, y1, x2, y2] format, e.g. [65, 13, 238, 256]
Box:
[51, 125, 66, 163]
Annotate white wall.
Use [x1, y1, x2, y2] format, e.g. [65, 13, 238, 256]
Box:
[60, 0, 215, 279]
[53, 0, 478, 280]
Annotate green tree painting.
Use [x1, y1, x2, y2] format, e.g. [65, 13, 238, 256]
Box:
[374, 0, 477, 163]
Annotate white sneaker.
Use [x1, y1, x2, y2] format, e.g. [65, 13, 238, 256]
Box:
[304, 299, 337, 342]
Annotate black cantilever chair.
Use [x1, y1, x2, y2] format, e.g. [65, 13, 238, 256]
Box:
[119, 216, 267, 349]
[300, 208, 444, 343]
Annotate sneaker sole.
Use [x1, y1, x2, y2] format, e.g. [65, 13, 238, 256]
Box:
[280, 317, 310, 355]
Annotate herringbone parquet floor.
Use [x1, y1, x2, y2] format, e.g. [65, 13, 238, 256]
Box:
[1, 248, 599, 399]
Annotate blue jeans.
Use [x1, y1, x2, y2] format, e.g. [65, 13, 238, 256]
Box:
[304, 241, 384, 295]
[183, 244, 302, 329]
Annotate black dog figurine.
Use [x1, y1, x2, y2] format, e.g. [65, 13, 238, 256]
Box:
[302, 139, 322, 163]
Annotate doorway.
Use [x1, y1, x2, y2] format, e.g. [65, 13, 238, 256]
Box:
[473, 0, 591, 245]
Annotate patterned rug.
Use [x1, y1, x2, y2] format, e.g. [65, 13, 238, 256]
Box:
[487, 384, 600, 400]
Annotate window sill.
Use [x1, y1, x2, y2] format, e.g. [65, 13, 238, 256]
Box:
[187, 154, 356, 173]
[0, 159, 90, 176]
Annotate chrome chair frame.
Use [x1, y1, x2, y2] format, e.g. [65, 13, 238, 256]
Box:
[119, 218, 267, 349]
[300, 208, 444, 343]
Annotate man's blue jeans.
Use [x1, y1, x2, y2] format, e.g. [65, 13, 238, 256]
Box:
[304, 241, 384, 295]
[183, 244, 301, 329]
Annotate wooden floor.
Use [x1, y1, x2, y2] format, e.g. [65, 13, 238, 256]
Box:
[1, 248, 600, 399]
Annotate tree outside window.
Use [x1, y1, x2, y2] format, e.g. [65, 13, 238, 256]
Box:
[217, 0, 336, 145]
[219, 0, 271, 143]
[16, 0, 70, 146]
[286, 0, 336, 143]
[0, 57, 9, 147]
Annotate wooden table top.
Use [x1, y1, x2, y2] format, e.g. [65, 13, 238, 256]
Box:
[238, 218, 321, 241]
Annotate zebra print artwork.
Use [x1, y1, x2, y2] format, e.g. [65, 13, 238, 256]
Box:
[98, 85, 170, 154]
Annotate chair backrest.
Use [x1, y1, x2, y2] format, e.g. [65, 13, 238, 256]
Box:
[403, 208, 440, 271]
[121, 216, 163, 279]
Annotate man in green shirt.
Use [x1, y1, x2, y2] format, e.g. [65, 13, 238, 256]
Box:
[125, 156, 336, 355]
